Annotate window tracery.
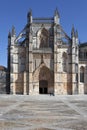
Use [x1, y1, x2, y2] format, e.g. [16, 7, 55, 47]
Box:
[39, 28, 49, 48]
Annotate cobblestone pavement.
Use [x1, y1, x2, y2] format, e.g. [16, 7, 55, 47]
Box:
[0, 95, 87, 130]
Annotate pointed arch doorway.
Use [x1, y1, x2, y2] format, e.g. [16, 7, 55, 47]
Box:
[39, 65, 54, 94]
[39, 80, 48, 94]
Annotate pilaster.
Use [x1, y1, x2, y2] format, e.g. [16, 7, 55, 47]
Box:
[24, 72, 28, 95]
[71, 33, 78, 94]
[29, 25, 33, 95]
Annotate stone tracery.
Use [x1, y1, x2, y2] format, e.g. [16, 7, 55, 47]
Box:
[39, 28, 49, 48]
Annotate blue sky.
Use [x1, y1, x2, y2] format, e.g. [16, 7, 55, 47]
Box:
[0, 0, 87, 67]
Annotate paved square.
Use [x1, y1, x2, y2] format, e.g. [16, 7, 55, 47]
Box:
[0, 95, 87, 130]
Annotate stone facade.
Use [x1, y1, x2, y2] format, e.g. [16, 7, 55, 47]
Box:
[0, 66, 7, 94]
[7, 9, 87, 95]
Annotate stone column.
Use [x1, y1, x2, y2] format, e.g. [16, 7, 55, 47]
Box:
[71, 35, 77, 94]
[54, 42, 57, 95]
[28, 25, 33, 95]
[13, 83, 16, 95]
[23, 72, 28, 95]
[24, 41, 29, 95]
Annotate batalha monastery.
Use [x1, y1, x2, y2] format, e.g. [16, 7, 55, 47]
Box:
[6, 9, 87, 95]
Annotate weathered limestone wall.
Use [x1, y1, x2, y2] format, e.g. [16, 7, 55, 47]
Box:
[15, 73, 24, 94]
[54, 73, 72, 95]
[0, 68, 6, 94]
[78, 64, 87, 94]
[54, 45, 72, 95]
[33, 53, 53, 71]
[10, 45, 26, 94]
[10, 73, 24, 94]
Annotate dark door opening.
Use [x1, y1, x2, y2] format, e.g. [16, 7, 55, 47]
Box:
[39, 80, 48, 94]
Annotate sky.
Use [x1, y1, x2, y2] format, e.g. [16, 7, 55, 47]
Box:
[0, 0, 87, 67]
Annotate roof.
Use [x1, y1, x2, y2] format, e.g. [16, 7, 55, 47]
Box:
[79, 42, 87, 47]
[0, 66, 6, 71]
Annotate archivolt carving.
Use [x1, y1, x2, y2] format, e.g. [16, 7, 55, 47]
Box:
[33, 63, 53, 83]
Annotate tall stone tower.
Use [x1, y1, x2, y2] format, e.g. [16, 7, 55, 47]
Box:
[71, 26, 79, 94]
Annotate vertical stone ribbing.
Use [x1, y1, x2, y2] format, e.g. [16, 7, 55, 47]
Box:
[29, 25, 33, 95]
[54, 24, 61, 95]
[23, 37, 29, 95]
[71, 28, 78, 94]
[24, 71, 28, 95]
[54, 43, 58, 95]
[10, 27, 17, 94]
[75, 31, 79, 94]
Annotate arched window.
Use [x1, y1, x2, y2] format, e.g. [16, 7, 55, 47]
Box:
[62, 52, 67, 72]
[39, 28, 49, 48]
[76, 64, 78, 82]
[80, 66, 84, 83]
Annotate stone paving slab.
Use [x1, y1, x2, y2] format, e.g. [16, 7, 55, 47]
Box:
[0, 95, 87, 130]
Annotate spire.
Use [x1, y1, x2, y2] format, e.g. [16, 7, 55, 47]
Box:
[75, 30, 78, 38]
[12, 25, 16, 37]
[75, 30, 79, 45]
[8, 30, 11, 38]
[27, 9, 32, 17]
[8, 30, 11, 46]
[27, 9, 32, 24]
[54, 8, 60, 18]
[54, 8, 60, 25]
[71, 25, 75, 37]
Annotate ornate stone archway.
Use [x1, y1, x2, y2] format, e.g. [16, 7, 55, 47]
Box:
[33, 63, 54, 94]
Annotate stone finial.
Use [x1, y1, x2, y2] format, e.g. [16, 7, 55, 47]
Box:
[71, 25, 75, 37]
[12, 26, 16, 37]
[54, 8, 60, 18]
